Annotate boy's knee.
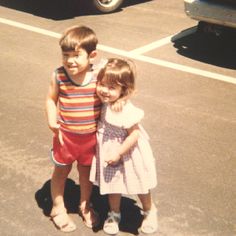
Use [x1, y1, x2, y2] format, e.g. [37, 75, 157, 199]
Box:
[54, 164, 72, 177]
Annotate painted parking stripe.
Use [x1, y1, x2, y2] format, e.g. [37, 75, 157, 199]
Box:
[0, 18, 61, 38]
[129, 35, 175, 55]
[99, 44, 236, 85]
[131, 54, 236, 85]
[0, 17, 235, 85]
[129, 27, 197, 54]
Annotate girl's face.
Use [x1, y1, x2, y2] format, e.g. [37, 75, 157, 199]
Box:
[62, 48, 90, 78]
[96, 80, 122, 103]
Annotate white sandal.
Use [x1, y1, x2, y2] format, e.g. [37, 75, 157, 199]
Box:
[50, 210, 77, 233]
[78, 204, 100, 228]
[141, 205, 158, 234]
[103, 211, 121, 235]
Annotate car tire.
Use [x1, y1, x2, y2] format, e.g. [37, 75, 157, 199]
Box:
[90, 0, 124, 13]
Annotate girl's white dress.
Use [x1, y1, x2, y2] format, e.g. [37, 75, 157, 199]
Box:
[90, 101, 157, 195]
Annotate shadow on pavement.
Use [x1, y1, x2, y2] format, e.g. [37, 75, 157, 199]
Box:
[0, 0, 87, 20]
[172, 26, 236, 70]
[0, 0, 151, 20]
[35, 178, 143, 234]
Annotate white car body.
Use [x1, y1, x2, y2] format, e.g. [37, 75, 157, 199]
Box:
[184, 0, 236, 29]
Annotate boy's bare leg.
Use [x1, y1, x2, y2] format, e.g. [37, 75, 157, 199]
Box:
[50, 164, 77, 232]
[77, 165, 99, 227]
[50, 164, 72, 215]
[77, 165, 92, 209]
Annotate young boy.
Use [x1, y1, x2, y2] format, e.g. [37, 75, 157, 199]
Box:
[46, 25, 101, 232]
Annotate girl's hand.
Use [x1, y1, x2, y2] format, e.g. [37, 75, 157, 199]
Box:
[104, 153, 121, 166]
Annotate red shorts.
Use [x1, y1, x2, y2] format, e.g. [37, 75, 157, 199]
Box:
[51, 130, 96, 166]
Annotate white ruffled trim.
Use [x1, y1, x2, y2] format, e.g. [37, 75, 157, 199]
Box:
[105, 101, 144, 128]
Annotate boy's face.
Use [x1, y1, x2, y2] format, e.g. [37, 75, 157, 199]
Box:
[62, 48, 92, 77]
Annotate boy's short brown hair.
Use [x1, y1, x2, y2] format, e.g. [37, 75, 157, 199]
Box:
[59, 25, 98, 54]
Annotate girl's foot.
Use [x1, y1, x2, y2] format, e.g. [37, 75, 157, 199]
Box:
[79, 205, 100, 228]
[103, 211, 121, 235]
[141, 205, 158, 234]
[50, 208, 76, 233]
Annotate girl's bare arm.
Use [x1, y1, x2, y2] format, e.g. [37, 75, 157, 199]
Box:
[105, 124, 140, 165]
[118, 124, 140, 156]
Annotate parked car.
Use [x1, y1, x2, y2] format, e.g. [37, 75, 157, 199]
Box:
[90, 0, 124, 13]
[184, 0, 236, 34]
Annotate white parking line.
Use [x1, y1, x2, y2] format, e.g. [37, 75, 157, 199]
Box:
[129, 27, 197, 54]
[0, 18, 61, 38]
[129, 35, 175, 55]
[0, 17, 235, 85]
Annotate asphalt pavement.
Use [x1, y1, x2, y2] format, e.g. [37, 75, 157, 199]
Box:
[0, 0, 236, 235]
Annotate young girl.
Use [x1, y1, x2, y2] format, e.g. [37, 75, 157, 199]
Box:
[90, 58, 158, 235]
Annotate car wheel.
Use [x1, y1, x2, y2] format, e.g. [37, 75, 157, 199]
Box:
[90, 0, 124, 13]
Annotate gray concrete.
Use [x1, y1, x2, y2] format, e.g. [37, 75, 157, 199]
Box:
[0, 0, 236, 235]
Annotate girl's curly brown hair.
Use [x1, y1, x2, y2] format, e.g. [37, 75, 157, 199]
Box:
[97, 58, 136, 98]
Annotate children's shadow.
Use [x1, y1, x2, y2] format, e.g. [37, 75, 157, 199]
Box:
[35, 178, 143, 235]
[35, 178, 80, 216]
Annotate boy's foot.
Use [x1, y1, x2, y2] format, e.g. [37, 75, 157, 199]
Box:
[79, 205, 100, 228]
[103, 211, 121, 235]
[50, 209, 76, 233]
[141, 205, 158, 234]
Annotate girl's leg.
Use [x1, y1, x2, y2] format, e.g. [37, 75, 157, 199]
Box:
[108, 194, 122, 213]
[103, 194, 122, 235]
[77, 164, 99, 228]
[138, 191, 153, 212]
[138, 191, 158, 234]
[50, 164, 76, 232]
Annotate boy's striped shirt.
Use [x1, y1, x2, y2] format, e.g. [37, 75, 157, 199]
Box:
[56, 67, 101, 134]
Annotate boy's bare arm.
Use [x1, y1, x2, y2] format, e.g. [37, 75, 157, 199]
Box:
[45, 73, 59, 134]
[110, 94, 129, 112]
